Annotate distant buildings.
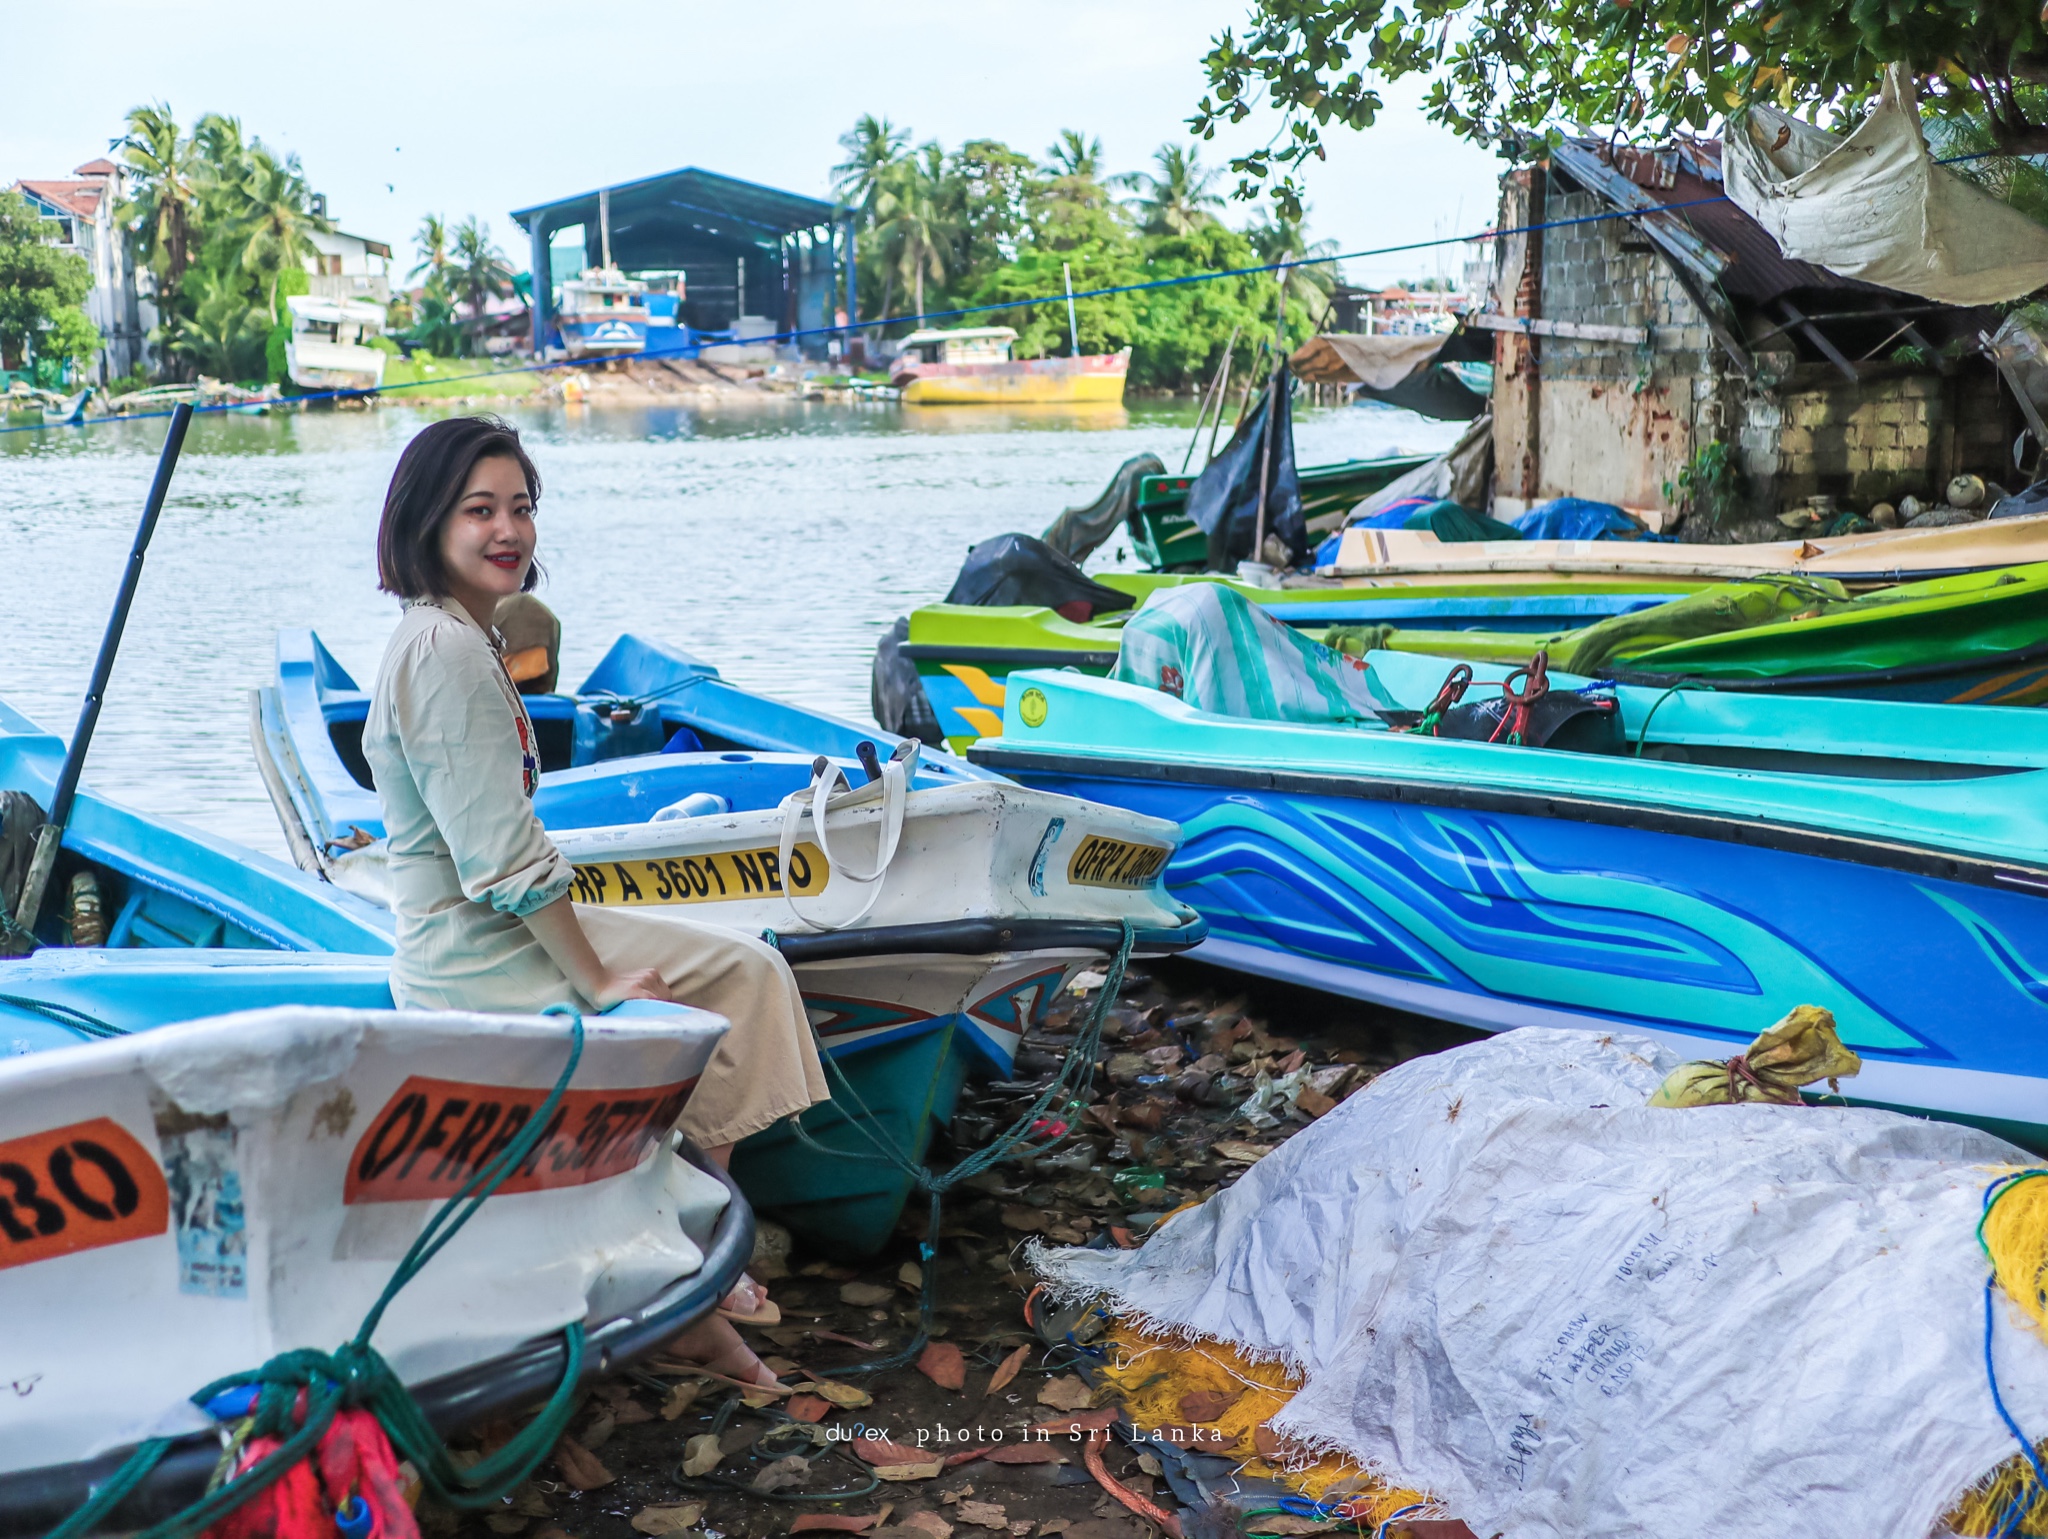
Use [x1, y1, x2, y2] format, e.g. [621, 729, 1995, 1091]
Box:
[303, 228, 393, 305]
[8, 159, 154, 382]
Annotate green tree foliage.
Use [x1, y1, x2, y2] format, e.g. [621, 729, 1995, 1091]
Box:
[0, 191, 95, 373]
[839, 119, 1318, 390]
[449, 217, 512, 347]
[108, 105, 337, 382]
[1189, 0, 2048, 220]
[411, 213, 451, 296]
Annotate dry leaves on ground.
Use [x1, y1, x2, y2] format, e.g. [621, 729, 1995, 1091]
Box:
[1215, 1140, 1274, 1165]
[874, 1460, 947, 1482]
[853, 1436, 932, 1467]
[898, 1260, 924, 1288]
[789, 1517, 881, 1535]
[629, 1503, 703, 1536]
[796, 1378, 873, 1408]
[955, 1502, 1008, 1531]
[681, 1433, 724, 1478]
[578, 1412, 616, 1451]
[987, 1344, 1030, 1396]
[550, 1435, 613, 1490]
[1000, 1206, 1049, 1233]
[983, 1444, 1061, 1465]
[917, 1341, 967, 1391]
[896, 1513, 952, 1539]
[840, 1281, 895, 1307]
[752, 1454, 813, 1494]
[786, 1394, 831, 1423]
[1035, 1375, 1093, 1411]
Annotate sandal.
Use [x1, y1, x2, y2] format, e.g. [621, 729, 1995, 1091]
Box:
[716, 1272, 781, 1327]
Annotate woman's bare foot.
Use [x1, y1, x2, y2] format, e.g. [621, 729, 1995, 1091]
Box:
[659, 1315, 781, 1387]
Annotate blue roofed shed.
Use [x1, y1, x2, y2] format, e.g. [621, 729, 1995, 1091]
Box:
[511, 166, 854, 358]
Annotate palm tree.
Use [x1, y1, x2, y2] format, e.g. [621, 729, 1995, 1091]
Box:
[1249, 213, 1341, 321]
[1045, 130, 1104, 180]
[833, 115, 909, 218]
[449, 216, 512, 351]
[1129, 145, 1223, 236]
[871, 149, 953, 320]
[411, 213, 451, 295]
[113, 103, 198, 300]
[234, 145, 333, 322]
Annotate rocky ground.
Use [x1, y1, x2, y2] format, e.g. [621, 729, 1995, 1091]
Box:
[427, 962, 1481, 1539]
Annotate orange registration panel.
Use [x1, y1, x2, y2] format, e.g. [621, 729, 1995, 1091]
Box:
[1066, 835, 1171, 890]
[571, 842, 827, 907]
[0, 1117, 169, 1270]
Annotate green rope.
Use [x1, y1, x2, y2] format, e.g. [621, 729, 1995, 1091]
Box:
[784, 920, 1137, 1374]
[47, 1003, 591, 1539]
[0, 993, 127, 1039]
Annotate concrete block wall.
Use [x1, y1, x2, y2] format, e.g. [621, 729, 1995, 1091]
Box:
[1769, 369, 2010, 507]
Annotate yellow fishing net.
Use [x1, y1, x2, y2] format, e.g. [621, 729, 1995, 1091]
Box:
[1943, 1169, 2048, 1537]
[1097, 1319, 1435, 1528]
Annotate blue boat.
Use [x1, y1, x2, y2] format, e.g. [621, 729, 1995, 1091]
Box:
[7, 641, 1200, 1255]
[971, 651, 2048, 1151]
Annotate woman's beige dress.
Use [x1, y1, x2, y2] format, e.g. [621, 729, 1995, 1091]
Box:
[362, 596, 828, 1148]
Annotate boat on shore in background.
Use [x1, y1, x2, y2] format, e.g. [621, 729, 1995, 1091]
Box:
[891, 328, 1129, 405]
[283, 294, 388, 392]
[558, 266, 649, 357]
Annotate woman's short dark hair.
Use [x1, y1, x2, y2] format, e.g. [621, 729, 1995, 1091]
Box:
[376, 415, 544, 599]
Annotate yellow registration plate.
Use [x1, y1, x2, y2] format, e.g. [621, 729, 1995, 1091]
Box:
[571, 843, 828, 907]
[1066, 834, 1171, 890]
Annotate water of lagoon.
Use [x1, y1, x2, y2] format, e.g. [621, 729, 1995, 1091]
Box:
[1, 397, 1459, 860]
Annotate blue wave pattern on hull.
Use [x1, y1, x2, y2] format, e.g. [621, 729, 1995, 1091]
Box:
[1032, 770, 2048, 1079]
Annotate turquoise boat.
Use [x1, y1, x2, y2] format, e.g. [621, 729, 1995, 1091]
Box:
[972, 648, 2048, 1151]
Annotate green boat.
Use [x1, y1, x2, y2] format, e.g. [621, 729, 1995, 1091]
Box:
[1336, 563, 2048, 707]
[906, 573, 1707, 751]
[1128, 455, 1433, 569]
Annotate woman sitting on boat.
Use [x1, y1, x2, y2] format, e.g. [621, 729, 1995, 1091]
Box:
[364, 414, 827, 1387]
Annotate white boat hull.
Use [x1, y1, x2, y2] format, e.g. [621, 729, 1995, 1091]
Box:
[0, 1005, 730, 1477]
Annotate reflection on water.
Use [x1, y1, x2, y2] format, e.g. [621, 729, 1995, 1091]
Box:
[1, 398, 1460, 859]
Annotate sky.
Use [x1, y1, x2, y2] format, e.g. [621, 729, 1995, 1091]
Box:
[6, 0, 1506, 291]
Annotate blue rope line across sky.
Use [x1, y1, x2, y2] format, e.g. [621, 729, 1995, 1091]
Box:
[0, 148, 2018, 439]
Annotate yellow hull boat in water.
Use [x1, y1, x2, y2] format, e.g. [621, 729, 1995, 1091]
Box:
[896, 350, 1130, 405]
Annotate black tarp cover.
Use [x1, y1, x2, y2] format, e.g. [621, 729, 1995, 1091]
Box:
[943, 533, 1135, 620]
[1184, 368, 1306, 567]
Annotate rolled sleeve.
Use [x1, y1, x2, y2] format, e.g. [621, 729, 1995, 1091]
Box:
[386, 628, 574, 916]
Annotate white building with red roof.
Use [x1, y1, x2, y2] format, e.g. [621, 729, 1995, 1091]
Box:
[10, 158, 153, 382]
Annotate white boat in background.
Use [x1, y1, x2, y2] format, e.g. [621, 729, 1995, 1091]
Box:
[0, 1003, 748, 1517]
[283, 295, 389, 392]
[558, 267, 648, 357]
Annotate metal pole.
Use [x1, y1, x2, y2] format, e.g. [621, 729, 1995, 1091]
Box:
[1250, 283, 1286, 564]
[1182, 324, 1240, 473]
[599, 188, 612, 271]
[528, 219, 549, 357]
[1063, 263, 1080, 357]
[13, 403, 193, 941]
[1204, 345, 1238, 465]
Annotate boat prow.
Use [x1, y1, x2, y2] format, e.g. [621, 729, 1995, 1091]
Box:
[0, 1002, 747, 1531]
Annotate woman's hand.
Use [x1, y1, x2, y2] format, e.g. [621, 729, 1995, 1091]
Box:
[523, 895, 673, 1008]
[592, 968, 674, 1008]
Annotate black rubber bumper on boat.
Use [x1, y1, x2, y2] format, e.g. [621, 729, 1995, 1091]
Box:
[0, 1142, 755, 1539]
[767, 912, 1208, 963]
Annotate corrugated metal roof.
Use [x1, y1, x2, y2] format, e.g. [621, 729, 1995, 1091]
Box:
[510, 166, 841, 254]
[1558, 138, 1897, 303]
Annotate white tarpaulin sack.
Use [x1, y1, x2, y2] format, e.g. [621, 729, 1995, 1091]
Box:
[1725, 66, 2048, 305]
[1036, 1028, 2048, 1539]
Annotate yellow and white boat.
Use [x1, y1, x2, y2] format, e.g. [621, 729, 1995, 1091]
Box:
[892, 327, 1129, 405]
